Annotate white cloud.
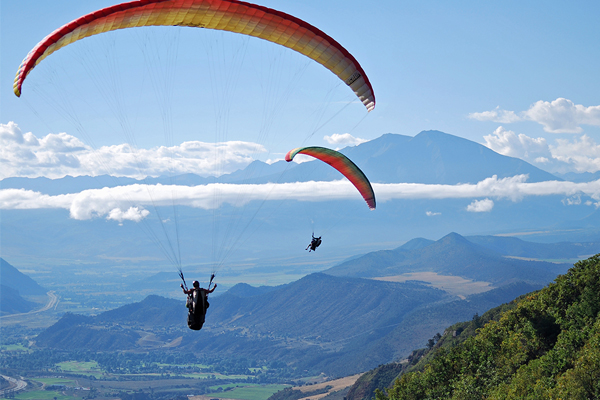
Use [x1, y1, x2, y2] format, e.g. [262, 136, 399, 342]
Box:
[483, 127, 600, 174]
[483, 126, 551, 160]
[523, 98, 600, 133]
[466, 198, 494, 212]
[107, 207, 150, 224]
[550, 135, 600, 173]
[426, 211, 441, 216]
[323, 133, 367, 147]
[374, 175, 600, 203]
[0, 122, 266, 179]
[468, 107, 521, 123]
[470, 98, 600, 133]
[562, 195, 581, 206]
[3, 175, 600, 222]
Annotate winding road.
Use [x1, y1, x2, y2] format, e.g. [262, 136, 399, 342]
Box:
[0, 375, 27, 396]
[0, 291, 60, 395]
[0, 291, 59, 320]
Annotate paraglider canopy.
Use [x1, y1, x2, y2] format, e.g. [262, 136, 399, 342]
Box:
[13, 0, 375, 112]
[285, 146, 376, 210]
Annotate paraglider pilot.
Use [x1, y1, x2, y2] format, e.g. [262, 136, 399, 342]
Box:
[306, 234, 322, 252]
[181, 280, 216, 331]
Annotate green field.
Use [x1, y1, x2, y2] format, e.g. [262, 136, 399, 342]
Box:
[177, 372, 218, 379]
[0, 344, 30, 352]
[33, 377, 77, 386]
[220, 384, 290, 400]
[56, 361, 100, 372]
[55, 361, 104, 378]
[14, 390, 73, 400]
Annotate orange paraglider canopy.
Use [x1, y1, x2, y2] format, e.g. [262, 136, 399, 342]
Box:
[14, 0, 375, 111]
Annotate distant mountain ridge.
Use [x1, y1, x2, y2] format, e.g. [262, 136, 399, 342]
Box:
[3, 130, 596, 275]
[0, 258, 46, 295]
[338, 131, 559, 184]
[0, 285, 38, 315]
[325, 232, 571, 286]
[0, 258, 47, 316]
[33, 273, 543, 376]
[225, 282, 283, 297]
[1, 131, 559, 192]
[465, 234, 600, 259]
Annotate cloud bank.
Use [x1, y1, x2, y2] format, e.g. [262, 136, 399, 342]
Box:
[0, 122, 266, 180]
[2, 175, 600, 223]
[484, 127, 600, 173]
[470, 98, 600, 133]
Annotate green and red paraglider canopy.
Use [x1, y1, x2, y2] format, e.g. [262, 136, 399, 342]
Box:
[285, 146, 376, 210]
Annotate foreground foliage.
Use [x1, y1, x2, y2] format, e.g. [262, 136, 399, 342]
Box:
[376, 254, 600, 400]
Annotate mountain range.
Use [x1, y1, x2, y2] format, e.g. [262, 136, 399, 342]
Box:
[30, 231, 584, 377]
[34, 277, 538, 377]
[326, 232, 570, 286]
[3, 130, 598, 274]
[0, 130, 560, 191]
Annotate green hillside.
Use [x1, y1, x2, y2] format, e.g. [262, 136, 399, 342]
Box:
[374, 253, 600, 399]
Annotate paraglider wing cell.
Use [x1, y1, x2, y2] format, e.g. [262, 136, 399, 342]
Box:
[14, 0, 375, 111]
[285, 146, 376, 210]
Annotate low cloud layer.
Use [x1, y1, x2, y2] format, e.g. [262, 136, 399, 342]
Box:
[470, 98, 600, 134]
[0, 122, 266, 179]
[2, 175, 599, 223]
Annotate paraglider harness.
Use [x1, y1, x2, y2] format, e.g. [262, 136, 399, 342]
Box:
[180, 271, 215, 331]
[306, 233, 322, 252]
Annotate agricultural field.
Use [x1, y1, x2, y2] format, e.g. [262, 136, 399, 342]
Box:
[1, 343, 301, 400]
[56, 361, 103, 377]
[205, 384, 290, 400]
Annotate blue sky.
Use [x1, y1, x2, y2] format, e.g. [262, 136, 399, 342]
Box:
[2, 0, 600, 214]
[2, 0, 600, 274]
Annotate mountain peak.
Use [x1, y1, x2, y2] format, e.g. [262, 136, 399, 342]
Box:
[428, 232, 489, 255]
[415, 129, 450, 137]
[439, 232, 471, 245]
[341, 131, 559, 185]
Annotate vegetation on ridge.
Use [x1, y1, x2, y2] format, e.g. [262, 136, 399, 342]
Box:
[375, 254, 600, 399]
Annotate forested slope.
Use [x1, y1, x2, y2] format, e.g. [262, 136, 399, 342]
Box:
[374, 253, 600, 399]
